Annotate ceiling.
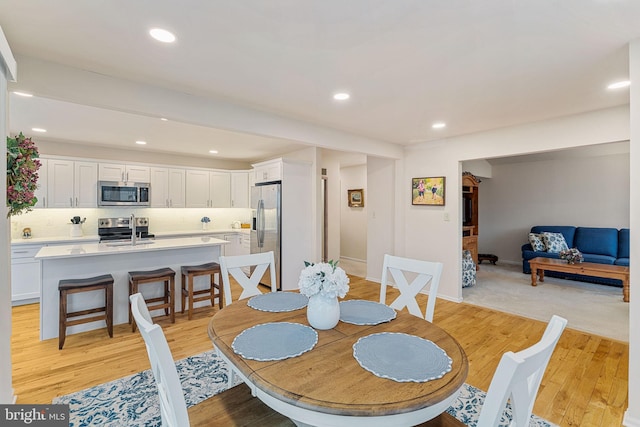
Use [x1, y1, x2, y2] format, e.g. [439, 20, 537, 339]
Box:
[1, 1, 638, 162]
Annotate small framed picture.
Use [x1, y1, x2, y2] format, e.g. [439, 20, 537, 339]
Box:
[348, 189, 364, 207]
[412, 177, 445, 206]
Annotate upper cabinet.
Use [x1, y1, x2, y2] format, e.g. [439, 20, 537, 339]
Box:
[230, 171, 250, 208]
[185, 170, 231, 208]
[253, 159, 282, 184]
[30, 156, 250, 210]
[46, 159, 98, 208]
[150, 167, 185, 208]
[99, 163, 150, 182]
[33, 158, 47, 209]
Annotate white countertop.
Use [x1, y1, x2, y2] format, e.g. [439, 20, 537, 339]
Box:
[13, 228, 250, 246]
[35, 236, 228, 260]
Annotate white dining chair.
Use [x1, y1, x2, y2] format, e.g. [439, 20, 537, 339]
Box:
[218, 252, 277, 388]
[475, 314, 568, 427]
[130, 293, 190, 427]
[379, 254, 443, 322]
[219, 251, 277, 306]
[426, 315, 568, 427]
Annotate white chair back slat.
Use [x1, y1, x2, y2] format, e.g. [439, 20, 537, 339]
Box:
[477, 315, 568, 427]
[130, 293, 189, 427]
[380, 254, 443, 322]
[220, 251, 277, 306]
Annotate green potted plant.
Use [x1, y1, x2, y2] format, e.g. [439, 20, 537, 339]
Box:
[6, 132, 41, 217]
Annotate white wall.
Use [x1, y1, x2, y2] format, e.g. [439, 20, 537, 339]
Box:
[480, 152, 630, 265]
[624, 38, 640, 427]
[401, 105, 630, 303]
[366, 156, 395, 281]
[340, 164, 367, 261]
[0, 24, 17, 404]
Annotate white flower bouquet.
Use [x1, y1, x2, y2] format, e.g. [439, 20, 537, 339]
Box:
[298, 260, 350, 299]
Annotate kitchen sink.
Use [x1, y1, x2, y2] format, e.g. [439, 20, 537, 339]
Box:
[104, 240, 156, 247]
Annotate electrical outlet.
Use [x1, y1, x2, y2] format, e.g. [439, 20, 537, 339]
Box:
[443, 212, 450, 222]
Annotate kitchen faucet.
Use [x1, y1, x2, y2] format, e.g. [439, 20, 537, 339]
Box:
[130, 213, 136, 246]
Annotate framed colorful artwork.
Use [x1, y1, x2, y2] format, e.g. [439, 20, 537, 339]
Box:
[412, 177, 445, 206]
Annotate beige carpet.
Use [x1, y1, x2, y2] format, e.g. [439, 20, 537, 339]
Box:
[463, 263, 629, 342]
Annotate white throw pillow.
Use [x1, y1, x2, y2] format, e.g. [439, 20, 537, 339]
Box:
[541, 232, 569, 253]
[528, 233, 546, 252]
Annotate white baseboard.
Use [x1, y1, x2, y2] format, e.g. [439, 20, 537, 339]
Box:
[340, 256, 366, 263]
[624, 410, 640, 427]
[492, 259, 520, 267]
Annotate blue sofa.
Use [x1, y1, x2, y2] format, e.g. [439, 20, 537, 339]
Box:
[521, 226, 630, 287]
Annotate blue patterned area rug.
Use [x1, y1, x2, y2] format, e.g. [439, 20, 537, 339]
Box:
[53, 350, 557, 427]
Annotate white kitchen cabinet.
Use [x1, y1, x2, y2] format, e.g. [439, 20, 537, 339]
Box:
[33, 158, 47, 208]
[185, 170, 231, 208]
[253, 159, 282, 184]
[99, 163, 150, 182]
[231, 171, 250, 208]
[223, 234, 242, 257]
[47, 159, 98, 208]
[10, 244, 42, 305]
[185, 169, 210, 208]
[150, 167, 185, 208]
[240, 233, 250, 254]
[210, 172, 231, 208]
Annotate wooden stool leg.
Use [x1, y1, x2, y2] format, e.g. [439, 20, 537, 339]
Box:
[214, 273, 216, 307]
[164, 279, 170, 316]
[216, 271, 223, 309]
[181, 273, 187, 315]
[59, 290, 67, 350]
[169, 275, 175, 323]
[106, 284, 113, 338]
[188, 273, 194, 321]
[131, 281, 139, 333]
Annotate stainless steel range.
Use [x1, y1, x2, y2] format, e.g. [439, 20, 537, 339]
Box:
[98, 217, 155, 242]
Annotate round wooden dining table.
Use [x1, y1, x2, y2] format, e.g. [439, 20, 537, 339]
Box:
[208, 296, 468, 427]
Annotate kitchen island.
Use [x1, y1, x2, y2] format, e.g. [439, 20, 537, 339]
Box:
[35, 236, 227, 341]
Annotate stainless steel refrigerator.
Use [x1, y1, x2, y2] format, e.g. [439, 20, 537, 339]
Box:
[251, 182, 281, 290]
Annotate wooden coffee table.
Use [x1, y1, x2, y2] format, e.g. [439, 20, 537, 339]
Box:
[529, 257, 630, 302]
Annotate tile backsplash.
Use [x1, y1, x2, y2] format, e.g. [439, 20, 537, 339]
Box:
[11, 207, 252, 240]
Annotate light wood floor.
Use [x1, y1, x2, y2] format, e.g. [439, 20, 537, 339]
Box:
[11, 276, 627, 426]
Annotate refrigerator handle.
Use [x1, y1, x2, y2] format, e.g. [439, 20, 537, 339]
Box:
[257, 199, 265, 248]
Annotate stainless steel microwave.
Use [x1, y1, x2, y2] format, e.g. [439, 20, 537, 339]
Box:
[98, 181, 150, 206]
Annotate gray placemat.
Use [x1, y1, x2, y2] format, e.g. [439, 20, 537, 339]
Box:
[353, 332, 452, 382]
[232, 322, 318, 361]
[339, 300, 396, 325]
[247, 292, 308, 312]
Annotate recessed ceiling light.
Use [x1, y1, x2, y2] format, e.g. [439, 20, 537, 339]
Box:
[209, 150, 218, 154]
[149, 28, 176, 43]
[160, 117, 168, 121]
[135, 140, 147, 145]
[607, 80, 631, 90]
[31, 128, 46, 133]
[13, 91, 33, 97]
[333, 93, 350, 101]
[432, 122, 446, 129]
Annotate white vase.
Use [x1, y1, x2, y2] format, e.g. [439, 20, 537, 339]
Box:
[306, 293, 340, 330]
[202, 222, 209, 231]
[70, 224, 83, 237]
